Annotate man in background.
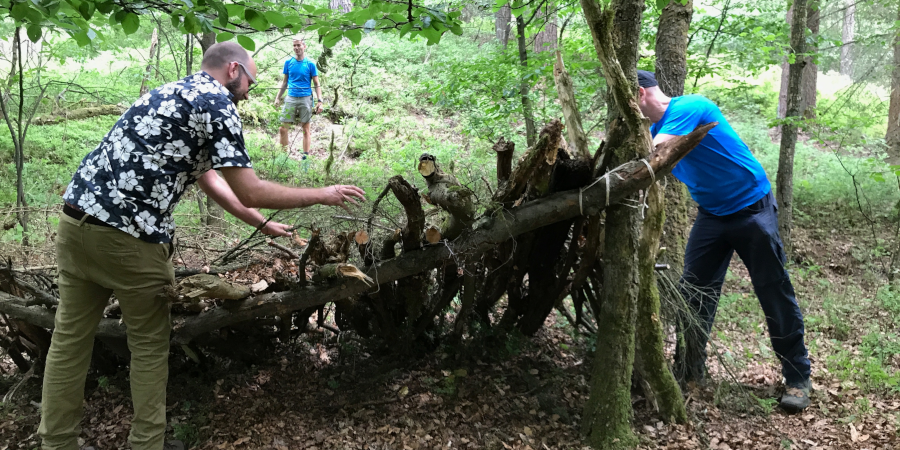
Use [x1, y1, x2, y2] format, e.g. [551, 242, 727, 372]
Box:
[274, 36, 323, 156]
[635, 70, 812, 413]
[39, 42, 364, 450]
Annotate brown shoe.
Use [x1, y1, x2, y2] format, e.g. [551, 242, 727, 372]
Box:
[780, 379, 811, 413]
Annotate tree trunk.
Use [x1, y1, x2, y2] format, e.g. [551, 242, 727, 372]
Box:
[185, 34, 194, 76]
[330, 0, 352, 13]
[515, 13, 537, 147]
[840, 0, 855, 77]
[533, 3, 558, 53]
[802, 1, 818, 119]
[776, 0, 808, 258]
[553, 51, 590, 159]
[634, 184, 688, 424]
[578, 0, 647, 446]
[197, 32, 216, 53]
[778, 2, 816, 120]
[139, 29, 159, 97]
[887, 2, 900, 164]
[496, 5, 512, 48]
[654, 0, 693, 280]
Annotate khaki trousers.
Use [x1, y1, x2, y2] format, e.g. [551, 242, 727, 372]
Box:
[39, 213, 174, 450]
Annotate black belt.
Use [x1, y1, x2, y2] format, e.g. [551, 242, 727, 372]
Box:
[63, 204, 114, 228]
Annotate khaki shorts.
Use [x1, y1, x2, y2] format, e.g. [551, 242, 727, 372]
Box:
[280, 95, 312, 124]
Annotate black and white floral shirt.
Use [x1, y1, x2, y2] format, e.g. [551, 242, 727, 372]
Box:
[63, 72, 252, 243]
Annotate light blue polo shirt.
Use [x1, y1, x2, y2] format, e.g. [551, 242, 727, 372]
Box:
[283, 57, 318, 98]
[650, 95, 771, 216]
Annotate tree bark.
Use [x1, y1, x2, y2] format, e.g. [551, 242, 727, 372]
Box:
[139, 28, 159, 97]
[776, 0, 808, 257]
[778, 1, 816, 120]
[496, 5, 512, 48]
[840, 0, 855, 77]
[579, 0, 648, 446]
[654, 0, 693, 280]
[553, 51, 590, 159]
[654, 0, 692, 98]
[634, 183, 688, 424]
[888, 2, 900, 165]
[515, 13, 538, 147]
[533, 3, 558, 53]
[330, 0, 352, 13]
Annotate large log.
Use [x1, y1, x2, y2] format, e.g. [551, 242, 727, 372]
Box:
[0, 124, 715, 344]
[32, 105, 124, 125]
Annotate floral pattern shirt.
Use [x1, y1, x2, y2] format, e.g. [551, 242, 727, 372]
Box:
[63, 72, 252, 243]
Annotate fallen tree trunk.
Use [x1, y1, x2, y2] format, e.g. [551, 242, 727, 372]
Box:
[0, 122, 714, 345]
[32, 105, 124, 125]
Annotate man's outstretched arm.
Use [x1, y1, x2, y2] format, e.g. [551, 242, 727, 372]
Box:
[219, 167, 365, 212]
[197, 170, 293, 236]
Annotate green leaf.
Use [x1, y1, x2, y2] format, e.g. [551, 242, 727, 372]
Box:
[399, 22, 414, 38]
[10, 2, 30, 21]
[183, 13, 201, 34]
[305, 23, 321, 31]
[236, 34, 255, 51]
[121, 12, 140, 35]
[226, 4, 245, 22]
[450, 24, 462, 36]
[323, 29, 343, 48]
[216, 31, 235, 42]
[26, 24, 42, 43]
[345, 29, 362, 45]
[656, 0, 669, 9]
[265, 11, 287, 28]
[77, 1, 95, 20]
[302, 4, 317, 12]
[244, 9, 269, 31]
[96, 1, 114, 14]
[170, 13, 181, 28]
[72, 30, 92, 46]
[210, 0, 229, 26]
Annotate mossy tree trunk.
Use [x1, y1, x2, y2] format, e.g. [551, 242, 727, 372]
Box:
[578, 0, 648, 446]
[635, 183, 688, 423]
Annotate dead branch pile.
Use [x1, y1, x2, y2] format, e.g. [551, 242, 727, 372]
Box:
[0, 119, 713, 369]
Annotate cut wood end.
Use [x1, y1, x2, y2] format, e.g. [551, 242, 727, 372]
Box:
[418, 154, 436, 177]
[355, 230, 370, 245]
[425, 226, 442, 244]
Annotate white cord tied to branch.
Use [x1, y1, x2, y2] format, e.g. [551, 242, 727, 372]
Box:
[578, 159, 654, 216]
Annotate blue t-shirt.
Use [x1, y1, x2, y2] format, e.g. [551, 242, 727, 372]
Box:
[283, 58, 318, 98]
[650, 95, 771, 216]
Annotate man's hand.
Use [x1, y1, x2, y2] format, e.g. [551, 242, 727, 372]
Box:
[274, 97, 282, 107]
[259, 221, 293, 237]
[315, 102, 323, 114]
[321, 185, 366, 212]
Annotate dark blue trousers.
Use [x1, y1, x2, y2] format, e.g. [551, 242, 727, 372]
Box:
[675, 191, 810, 384]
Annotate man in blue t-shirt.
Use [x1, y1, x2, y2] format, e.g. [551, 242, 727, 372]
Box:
[636, 70, 811, 412]
[274, 37, 323, 155]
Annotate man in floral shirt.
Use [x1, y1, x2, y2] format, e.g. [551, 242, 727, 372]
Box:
[39, 42, 365, 450]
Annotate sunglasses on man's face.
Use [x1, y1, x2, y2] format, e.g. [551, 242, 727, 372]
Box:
[233, 61, 257, 92]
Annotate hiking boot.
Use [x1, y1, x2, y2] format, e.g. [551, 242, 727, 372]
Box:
[780, 379, 811, 413]
[164, 440, 186, 450]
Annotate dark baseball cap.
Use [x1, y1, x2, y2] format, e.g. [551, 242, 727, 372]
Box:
[637, 70, 658, 88]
